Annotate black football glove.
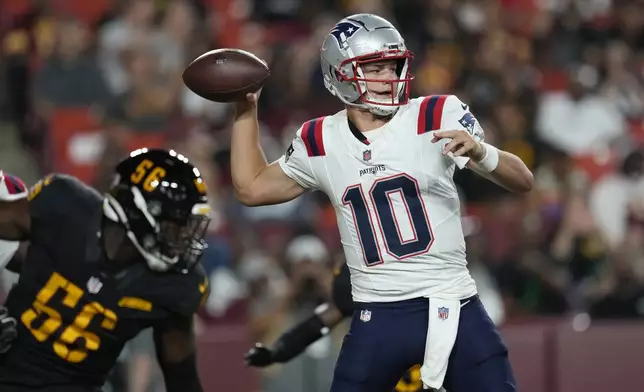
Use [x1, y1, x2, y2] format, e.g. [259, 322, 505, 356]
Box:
[0, 306, 17, 354]
[244, 343, 274, 367]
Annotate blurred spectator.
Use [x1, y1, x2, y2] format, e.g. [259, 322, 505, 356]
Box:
[157, 0, 197, 74]
[493, 100, 535, 169]
[99, 0, 158, 94]
[260, 235, 335, 392]
[549, 192, 608, 311]
[33, 16, 111, 119]
[239, 250, 289, 340]
[204, 265, 247, 319]
[536, 64, 626, 156]
[601, 41, 644, 120]
[103, 46, 180, 132]
[588, 234, 644, 318]
[463, 214, 506, 325]
[590, 149, 644, 249]
[280, 235, 333, 320]
[500, 146, 592, 315]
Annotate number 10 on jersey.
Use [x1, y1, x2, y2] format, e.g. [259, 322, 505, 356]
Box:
[342, 174, 434, 266]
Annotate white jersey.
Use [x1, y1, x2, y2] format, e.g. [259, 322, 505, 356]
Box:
[0, 171, 27, 269]
[278, 95, 483, 302]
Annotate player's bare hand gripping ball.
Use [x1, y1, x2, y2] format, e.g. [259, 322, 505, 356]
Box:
[432, 130, 485, 161]
[234, 89, 262, 118]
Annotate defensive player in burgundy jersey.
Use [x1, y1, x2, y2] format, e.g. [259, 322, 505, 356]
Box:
[0, 150, 210, 392]
[231, 13, 532, 392]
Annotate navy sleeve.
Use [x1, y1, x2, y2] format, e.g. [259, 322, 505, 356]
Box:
[332, 263, 353, 317]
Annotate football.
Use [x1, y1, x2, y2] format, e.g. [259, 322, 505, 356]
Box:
[182, 48, 270, 103]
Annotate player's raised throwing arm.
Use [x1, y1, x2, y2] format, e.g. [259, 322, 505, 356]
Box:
[231, 92, 309, 206]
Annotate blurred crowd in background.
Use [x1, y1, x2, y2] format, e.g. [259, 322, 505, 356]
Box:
[2, 0, 644, 391]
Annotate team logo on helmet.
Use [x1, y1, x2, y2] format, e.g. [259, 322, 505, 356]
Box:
[330, 20, 362, 49]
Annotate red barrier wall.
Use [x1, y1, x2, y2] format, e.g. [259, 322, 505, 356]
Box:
[196, 320, 644, 392]
[197, 324, 261, 392]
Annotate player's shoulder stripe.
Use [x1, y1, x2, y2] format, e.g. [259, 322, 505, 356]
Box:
[301, 116, 327, 157]
[417, 95, 450, 135]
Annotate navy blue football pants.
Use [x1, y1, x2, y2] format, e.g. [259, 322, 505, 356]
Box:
[330, 296, 517, 392]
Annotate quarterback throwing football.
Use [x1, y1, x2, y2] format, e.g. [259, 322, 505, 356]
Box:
[231, 13, 532, 392]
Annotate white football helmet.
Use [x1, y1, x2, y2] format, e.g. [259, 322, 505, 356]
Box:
[320, 14, 414, 116]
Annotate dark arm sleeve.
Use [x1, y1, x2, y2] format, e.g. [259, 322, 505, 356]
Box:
[153, 315, 202, 392]
[152, 265, 208, 392]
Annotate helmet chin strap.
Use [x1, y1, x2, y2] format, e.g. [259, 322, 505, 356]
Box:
[125, 230, 180, 273]
[344, 94, 400, 116]
[102, 196, 182, 273]
[364, 99, 400, 116]
[353, 63, 404, 116]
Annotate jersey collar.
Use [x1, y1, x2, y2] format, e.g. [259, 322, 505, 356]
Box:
[347, 119, 370, 145]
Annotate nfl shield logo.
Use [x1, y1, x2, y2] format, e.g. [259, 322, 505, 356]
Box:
[438, 307, 449, 320]
[87, 276, 103, 294]
[359, 309, 371, 322]
[362, 150, 372, 161]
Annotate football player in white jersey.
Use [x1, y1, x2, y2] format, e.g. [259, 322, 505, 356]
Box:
[231, 13, 531, 392]
[0, 171, 27, 271]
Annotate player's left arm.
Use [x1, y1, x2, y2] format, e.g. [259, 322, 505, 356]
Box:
[465, 148, 534, 193]
[433, 96, 534, 193]
[153, 315, 203, 392]
[154, 266, 209, 391]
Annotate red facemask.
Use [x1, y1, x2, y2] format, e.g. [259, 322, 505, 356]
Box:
[337, 49, 415, 108]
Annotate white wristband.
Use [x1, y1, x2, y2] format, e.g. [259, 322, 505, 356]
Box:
[477, 142, 499, 172]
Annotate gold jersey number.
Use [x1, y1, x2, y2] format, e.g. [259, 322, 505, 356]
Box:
[395, 365, 423, 392]
[130, 159, 166, 192]
[21, 272, 118, 363]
